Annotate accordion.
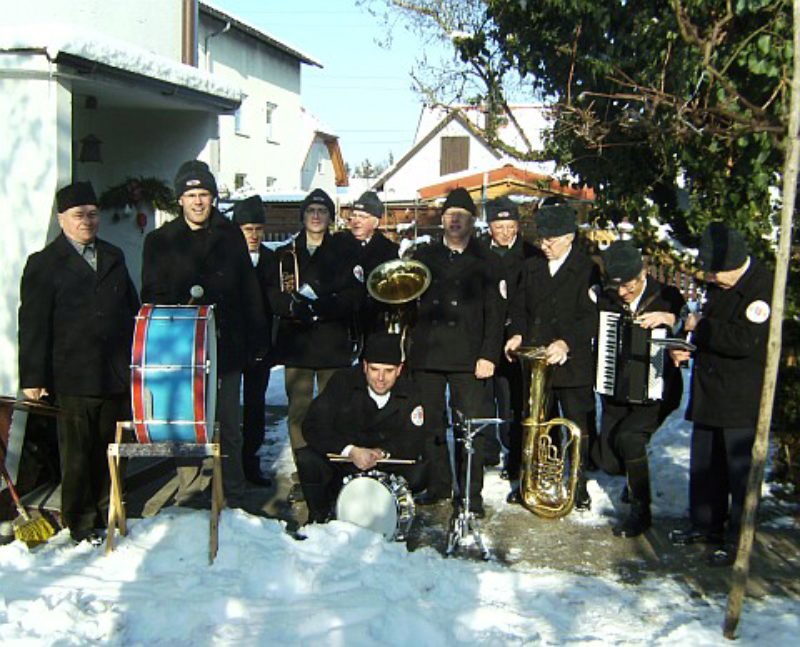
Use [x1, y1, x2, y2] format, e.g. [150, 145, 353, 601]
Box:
[596, 311, 666, 403]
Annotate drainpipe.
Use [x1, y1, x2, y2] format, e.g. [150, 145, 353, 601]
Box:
[205, 21, 231, 72]
[182, 0, 198, 67]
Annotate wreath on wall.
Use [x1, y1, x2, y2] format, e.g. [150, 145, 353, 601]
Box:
[99, 177, 179, 231]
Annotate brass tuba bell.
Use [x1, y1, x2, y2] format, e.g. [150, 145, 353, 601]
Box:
[514, 346, 582, 518]
[366, 258, 431, 333]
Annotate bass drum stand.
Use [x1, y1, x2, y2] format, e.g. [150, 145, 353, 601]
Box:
[446, 413, 504, 561]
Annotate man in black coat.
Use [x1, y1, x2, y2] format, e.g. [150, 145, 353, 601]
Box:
[232, 195, 275, 487]
[505, 200, 600, 509]
[669, 223, 773, 565]
[141, 161, 267, 506]
[483, 196, 540, 479]
[409, 188, 506, 516]
[18, 181, 139, 543]
[297, 333, 427, 522]
[594, 241, 685, 537]
[336, 191, 400, 338]
[266, 189, 362, 483]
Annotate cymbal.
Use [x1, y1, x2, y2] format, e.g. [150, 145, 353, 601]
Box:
[0, 395, 60, 416]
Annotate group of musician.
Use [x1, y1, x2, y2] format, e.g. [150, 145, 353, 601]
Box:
[17, 159, 773, 567]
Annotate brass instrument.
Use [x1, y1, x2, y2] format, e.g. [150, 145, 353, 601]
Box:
[514, 346, 582, 518]
[366, 258, 431, 333]
[278, 238, 300, 293]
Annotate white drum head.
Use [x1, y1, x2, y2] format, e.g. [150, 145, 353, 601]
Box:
[335, 476, 398, 539]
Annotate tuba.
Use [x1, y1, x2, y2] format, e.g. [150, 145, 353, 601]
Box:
[514, 346, 582, 518]
[366, 258, 431, 333]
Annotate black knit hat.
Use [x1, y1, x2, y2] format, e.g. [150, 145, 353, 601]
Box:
[352, 191, 383, 219]
[698, 222, 749, 272]
[174, 160, 218, 198]
[300, 188, 335, 221]
[442, 187, 476, 217]
[486, 196, 519, 223]
[603, 240, 644, 285]
[232, 195, 266, 226]
[56, 181, 97, 212]
[363, 332, 403, 365]
[536, 203, 576, 238]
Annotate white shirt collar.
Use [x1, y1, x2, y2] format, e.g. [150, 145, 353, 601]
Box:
[368, 386, 390, 409]
[629, 278, 648, 313]
[547, 245, 572, 276]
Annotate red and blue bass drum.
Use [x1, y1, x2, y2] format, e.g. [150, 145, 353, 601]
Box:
[131, 304, 217, 443]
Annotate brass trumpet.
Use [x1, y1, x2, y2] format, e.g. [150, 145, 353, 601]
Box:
[366, 258, 431, 333]
[513, 346, 582, 518]
[278, 238, 300, 293]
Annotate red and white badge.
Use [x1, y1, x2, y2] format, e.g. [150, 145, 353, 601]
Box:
[410, 405, 424, 427]
[746, 300, 770, 324]
[353, 265, 365, 283]
[499, 279, 508, 300]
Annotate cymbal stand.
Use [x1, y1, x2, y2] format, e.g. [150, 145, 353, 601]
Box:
[446, 414, 503, 561]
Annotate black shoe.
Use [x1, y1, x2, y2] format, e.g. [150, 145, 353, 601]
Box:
[669, 527, 724, 546]
[612, 508, 651, 538]
[506, 488, 522, 504]
[287, 483, 305, 504]
[71, 529, 103, 546]
[414, 491, 449, 506]
[619, 485, 630, 504]
[574, 487, 592, 511]
[245, 472, 272, 488]
[708, 544, 736, 567]
[499, 468, 510, 481]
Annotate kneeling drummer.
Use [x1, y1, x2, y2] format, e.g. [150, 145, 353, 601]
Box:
[297, 333, 428, 523]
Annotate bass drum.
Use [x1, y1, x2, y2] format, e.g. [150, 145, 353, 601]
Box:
[131, 304, 217, 444]
[335, 470, 415, 541]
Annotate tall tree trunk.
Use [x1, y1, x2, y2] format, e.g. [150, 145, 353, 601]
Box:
[723, 0, 800, 638]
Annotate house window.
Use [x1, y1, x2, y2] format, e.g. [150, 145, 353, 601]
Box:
[266, 176, 276, 188]
[317, 161, 325, 174]
[440, 136, 469, 175]
[235, 95, 248, 136]
[266, 102, 277, 142]
[235, 173, 247, 189]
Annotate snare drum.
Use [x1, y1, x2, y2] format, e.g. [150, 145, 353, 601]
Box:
[334, 470, 415, 541]
[131, 304, 217, 443]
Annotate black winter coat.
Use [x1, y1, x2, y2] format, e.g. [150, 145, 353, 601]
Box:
[252, 245, 275, 354]
[409, 237, 506, 372]
[688, 259, 773, 428]
[18, 234, 139, 396]
[302, 366, 426, 461]
[509, 246, 600, 388]
[141, 209, 267, 374]
[267, 230, 362, 368]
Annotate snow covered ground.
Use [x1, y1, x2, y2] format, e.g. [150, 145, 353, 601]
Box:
[0, 367, 798, 645]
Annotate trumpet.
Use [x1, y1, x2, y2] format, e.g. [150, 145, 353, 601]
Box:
[278, 237, 300, 293]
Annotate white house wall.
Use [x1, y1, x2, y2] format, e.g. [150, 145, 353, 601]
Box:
[0, 54, 72, 395]
[382, 121, 500, 201]
[4, 0, 184, 62]
[199, 18, 304, 194]
[301, 137, 336, 195]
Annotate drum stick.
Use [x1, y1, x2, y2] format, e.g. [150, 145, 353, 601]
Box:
[326, 453, 416, 465]
[188, 285, 204, 305]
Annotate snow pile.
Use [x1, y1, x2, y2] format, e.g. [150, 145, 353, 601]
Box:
[0, 25, 240, 100]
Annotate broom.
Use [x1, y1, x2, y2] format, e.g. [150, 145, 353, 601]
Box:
[0, 463, 54, 546]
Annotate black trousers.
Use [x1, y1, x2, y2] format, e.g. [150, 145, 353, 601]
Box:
[242, 361, 271, 477]
[296, 447, 427, 522]
[56, 393, 129, 535]
[413, 370, 494, 504]
[496, 357, 525, 479]
[690, 424, 756, 537]
[594, 398, 661, 476]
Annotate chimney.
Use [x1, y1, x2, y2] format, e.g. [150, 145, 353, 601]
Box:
[182, 0, 198, 66]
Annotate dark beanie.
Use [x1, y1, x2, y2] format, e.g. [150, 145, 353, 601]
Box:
[536, 203, 576, 238]
[698, 222, 749, 272]
[486, 196, 519, 223]
[232, 195, 266, 225]
[363, 332, 403, 365]
[442, 187, 476, 216]
[56, 181, 97, 212]
[300, 188, 335, 221]
[603, 240, 644, 285]
[174, 160, 218, 198]
[353, 191, 383, 219]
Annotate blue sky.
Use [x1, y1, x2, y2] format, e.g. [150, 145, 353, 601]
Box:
[215, 0, 437, 168]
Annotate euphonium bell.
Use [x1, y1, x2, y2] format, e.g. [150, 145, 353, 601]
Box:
[366, 258, 431, 333]
[514, 346, 582, 518]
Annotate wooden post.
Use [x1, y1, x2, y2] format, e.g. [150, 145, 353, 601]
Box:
[723, 0, 800, 637]
[209, 424, 224, 564]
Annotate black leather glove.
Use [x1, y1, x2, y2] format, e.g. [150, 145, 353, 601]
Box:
[290, 296, 315, 323]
